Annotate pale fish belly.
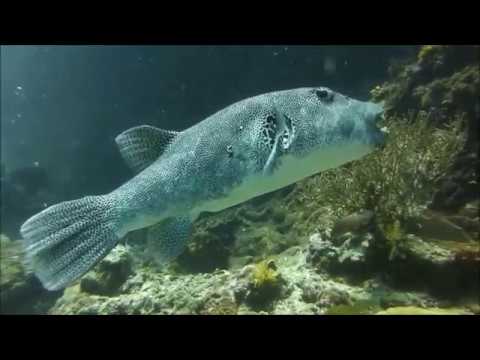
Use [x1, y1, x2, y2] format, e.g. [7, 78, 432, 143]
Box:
[193, 142, 375, 214]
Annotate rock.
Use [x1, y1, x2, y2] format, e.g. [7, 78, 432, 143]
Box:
[464, 302, 480, 315]
[0, 236, 62, 314]
[80, 245, 133, 296]
[176, 230, 231, 274]
[239, 206, 272, 222]
[317, 286, 352, 308]
[228, 255, 253, 270]
[376, 306, 472, 315]
[199, 291, 238, 315]
[325, 300, 381, 315]
[306, 231, 376, 281]
[445, 215, 480, 235]
[174, 211, 242, 273]
[411, 209, 474, 242]
[305, 234, 339, 271]
[379, 292, 421, 308]
[331, 210, 375, 240]
[458, 200, 479, 218]
[388, 235, 479, 297]
[234, 225, 296, 261]
[430, 152, 479, 212]
[301, 283, 323, 303]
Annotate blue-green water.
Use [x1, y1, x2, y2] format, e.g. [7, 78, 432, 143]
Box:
[1, 45, 478, 315]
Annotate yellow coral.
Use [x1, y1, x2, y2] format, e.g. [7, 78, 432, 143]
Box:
[251, 259, 278, 288]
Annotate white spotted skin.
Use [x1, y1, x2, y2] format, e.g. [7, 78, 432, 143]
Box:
[110, 87, 385, 237]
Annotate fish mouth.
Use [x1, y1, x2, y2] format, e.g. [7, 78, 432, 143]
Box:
[369, 105, 387, 150]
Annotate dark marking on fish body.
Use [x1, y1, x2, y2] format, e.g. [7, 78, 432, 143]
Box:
[226, 145, 234, 158]
[314, 88, 334, 103]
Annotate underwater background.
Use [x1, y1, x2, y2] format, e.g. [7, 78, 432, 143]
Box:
[1, 45, 478, 315]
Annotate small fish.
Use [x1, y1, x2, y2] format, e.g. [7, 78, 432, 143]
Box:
[21, 87, 386, 290]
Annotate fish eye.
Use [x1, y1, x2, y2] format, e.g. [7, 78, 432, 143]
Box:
[314, 89, 333, 102]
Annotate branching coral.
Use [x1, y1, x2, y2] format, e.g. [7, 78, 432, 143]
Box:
[287, 112, 466, 257]
[298, 113, 464, 218]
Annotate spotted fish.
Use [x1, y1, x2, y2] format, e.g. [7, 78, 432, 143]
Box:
[21, 87, 386, 290]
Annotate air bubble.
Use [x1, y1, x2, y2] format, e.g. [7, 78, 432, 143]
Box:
[323, 56, 337, 75]
[14, 85, 24, 96]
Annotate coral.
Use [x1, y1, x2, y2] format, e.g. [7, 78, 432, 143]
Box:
[231, 259, 286, 310]
[372, 45, 479, 121]
[292, 113, 465, 224]
[294, 112, 465, 267]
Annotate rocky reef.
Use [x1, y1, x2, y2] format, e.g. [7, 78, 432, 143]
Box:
[370, 45, 479, 213]
[47, 235, 477, 315]
[2, 45, 478, 315]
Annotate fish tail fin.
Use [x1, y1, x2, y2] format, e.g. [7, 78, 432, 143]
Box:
[20, 194, 122, 291]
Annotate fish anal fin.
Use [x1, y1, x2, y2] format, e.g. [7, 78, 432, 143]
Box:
[146, 216, 192, 266]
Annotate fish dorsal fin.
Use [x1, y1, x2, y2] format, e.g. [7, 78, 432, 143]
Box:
[115, 125, 179, 174]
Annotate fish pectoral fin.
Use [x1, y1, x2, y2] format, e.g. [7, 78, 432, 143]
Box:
[115, 125, 180, 174]
[146, 216, 192, 266]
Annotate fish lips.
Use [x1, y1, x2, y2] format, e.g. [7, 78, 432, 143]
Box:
[367, 103, 387, 150]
